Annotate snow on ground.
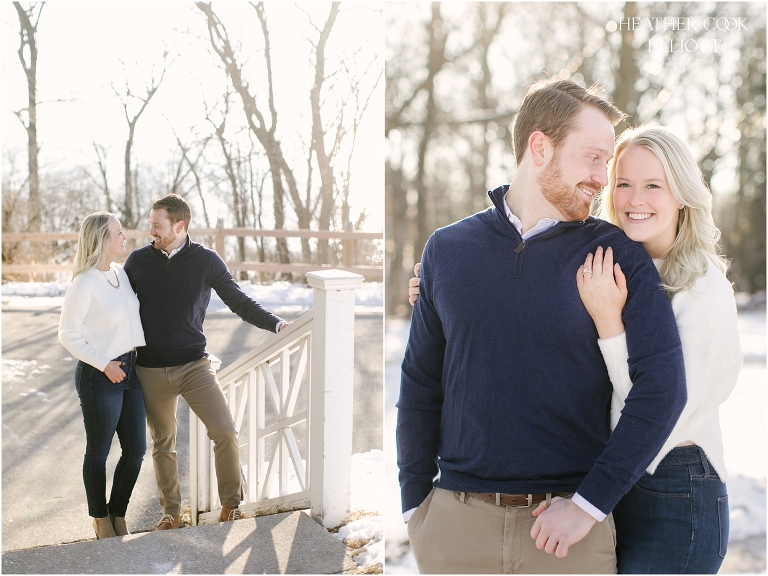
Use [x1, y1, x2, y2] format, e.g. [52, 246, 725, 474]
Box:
[1, 280, 383, 314]
[241, 449, 383, 571]
[334, 514, 385, 570]
[1, 280, 383, 571]
[335, 449, 385, 571]
[385, 311, 767, 572]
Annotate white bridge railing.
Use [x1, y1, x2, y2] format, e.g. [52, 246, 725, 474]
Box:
[190, 270, 363, 528]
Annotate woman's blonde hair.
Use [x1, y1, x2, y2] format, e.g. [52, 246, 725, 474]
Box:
[72, 212, 116, 278]
[596, 126, 727, 296]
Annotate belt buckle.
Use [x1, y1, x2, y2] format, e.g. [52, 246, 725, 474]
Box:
[494, 493, 535, 507]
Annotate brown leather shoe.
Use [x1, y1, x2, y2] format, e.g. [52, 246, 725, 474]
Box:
[219, 506, 245, 522]
[154, 514, 181, 530]
[109, 513, 130, 536]
[93, 516, 117, 539]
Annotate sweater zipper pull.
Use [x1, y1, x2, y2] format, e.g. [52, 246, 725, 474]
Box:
[514, 241, 525, 253]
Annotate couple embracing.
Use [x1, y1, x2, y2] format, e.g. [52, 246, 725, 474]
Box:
[58, 194, 289, 539]
[399, 79, 742, 574]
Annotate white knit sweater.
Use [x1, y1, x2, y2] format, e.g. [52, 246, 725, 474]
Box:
[599, 258, 743, 480]
[58, 263, 146, 372]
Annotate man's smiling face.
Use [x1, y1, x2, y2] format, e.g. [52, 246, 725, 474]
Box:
[149, 208, 182, 252]
[537, 106, 616, 221]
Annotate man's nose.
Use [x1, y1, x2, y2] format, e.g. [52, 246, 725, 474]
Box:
[593, 165, 609, 187]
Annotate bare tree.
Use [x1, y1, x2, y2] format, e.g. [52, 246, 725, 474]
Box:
[727, 8, 766, 293]
[246, 131, 270, 275]
[198, 1, 380, 272]
[336, 56, 382, 232]
[308, 3, 341, 264]
[385, 4, 450, 314]
[88, 138, 115, 213]
[386, 2, 766, 315]
[206, 93, 252, 276]
[12, 1, 43, 233]
[112, 53, 171, 228]
[2, 147, 27, 263]
[166, 123, 213, 229]
[197, 1, 294, 267]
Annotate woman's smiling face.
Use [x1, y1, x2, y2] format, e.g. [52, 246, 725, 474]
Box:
[613, 145, 682, 259]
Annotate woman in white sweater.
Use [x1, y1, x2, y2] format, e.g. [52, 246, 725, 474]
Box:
[577, 126, 742, 573]
[58, 212, 146, 539]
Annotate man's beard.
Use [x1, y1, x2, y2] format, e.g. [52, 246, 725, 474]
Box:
[537, 152, 597, 221]
[153, 232, 176, 252]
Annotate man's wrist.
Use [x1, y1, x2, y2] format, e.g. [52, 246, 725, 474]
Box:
[571, 492, 606, 522]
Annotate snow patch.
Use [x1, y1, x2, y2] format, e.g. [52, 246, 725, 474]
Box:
[3, 360, 51, 385]
[334, 515, 384, 571]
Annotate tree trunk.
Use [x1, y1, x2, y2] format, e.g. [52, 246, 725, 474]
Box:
[124, 123, 136, 227]
[412, 4, 446, 264]
[310, 3, 340, 264]
[612, 2, 639, 130]
[13, 2, 41, 233]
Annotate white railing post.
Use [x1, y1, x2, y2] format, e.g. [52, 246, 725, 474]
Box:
[190, 409, 198, 526]
[306, 269, 363, 528]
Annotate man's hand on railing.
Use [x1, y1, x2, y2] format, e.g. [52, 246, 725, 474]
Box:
[278, 321, 292, 332]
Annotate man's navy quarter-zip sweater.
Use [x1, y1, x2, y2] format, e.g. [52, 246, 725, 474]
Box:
[124, 236, 283, 368]
[397, 185, 686, 516]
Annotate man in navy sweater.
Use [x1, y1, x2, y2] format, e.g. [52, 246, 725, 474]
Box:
[398, 80, 686, 573]
[124, 194, 288, 530]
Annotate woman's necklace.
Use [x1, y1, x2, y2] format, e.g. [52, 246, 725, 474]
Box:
[102, 267, 120, 289]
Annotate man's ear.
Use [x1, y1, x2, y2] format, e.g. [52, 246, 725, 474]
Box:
[528, 131, 551, 167]
[174, 220, 185, 234]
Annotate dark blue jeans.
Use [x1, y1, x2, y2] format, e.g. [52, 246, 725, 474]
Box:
[75, 350, 146, 518]
[613, 445, 728, 574]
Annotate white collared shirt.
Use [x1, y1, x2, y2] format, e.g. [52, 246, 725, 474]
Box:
[162, 245, 184, 259]
[502, 192, 559, 239]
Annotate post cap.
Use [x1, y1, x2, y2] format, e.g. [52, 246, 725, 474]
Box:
[306, 269, 364, 291]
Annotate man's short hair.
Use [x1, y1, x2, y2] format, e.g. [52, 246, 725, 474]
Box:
[512, 79, 626, 165]
[152, 194, 191, 231]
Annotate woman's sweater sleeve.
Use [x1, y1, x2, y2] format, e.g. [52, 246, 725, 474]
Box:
[597, 333, 633, 431]
[598, 264, 742, 443]
[58, 276, 111, 371]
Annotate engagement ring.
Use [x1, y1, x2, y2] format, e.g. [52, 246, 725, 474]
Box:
[583, 268, 593, 275]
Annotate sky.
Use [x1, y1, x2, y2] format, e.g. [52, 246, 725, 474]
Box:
[1, 1, 384, 230]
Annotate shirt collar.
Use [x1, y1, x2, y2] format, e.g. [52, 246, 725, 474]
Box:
[503, 192, 559, 240]
[156, 234, 190, 259]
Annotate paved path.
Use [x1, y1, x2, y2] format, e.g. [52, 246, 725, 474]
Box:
[2, 511, 355, 574]
[1, 306, 382, 553]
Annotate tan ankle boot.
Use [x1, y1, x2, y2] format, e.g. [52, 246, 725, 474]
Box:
[109, 513, 130, 536]
[219, 506, 245, 522]
[154, 514, 181, 530]
[93, 516, 117, 539]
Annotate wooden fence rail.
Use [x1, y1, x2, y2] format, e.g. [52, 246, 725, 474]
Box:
[2, 228, 383, 280]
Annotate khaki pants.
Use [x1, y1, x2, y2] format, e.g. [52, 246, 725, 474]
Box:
[408, 487, 617, 574]
[136, 358, 243, 514]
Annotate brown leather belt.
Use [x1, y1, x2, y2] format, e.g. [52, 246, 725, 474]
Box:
[467, 492, 571, 507]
